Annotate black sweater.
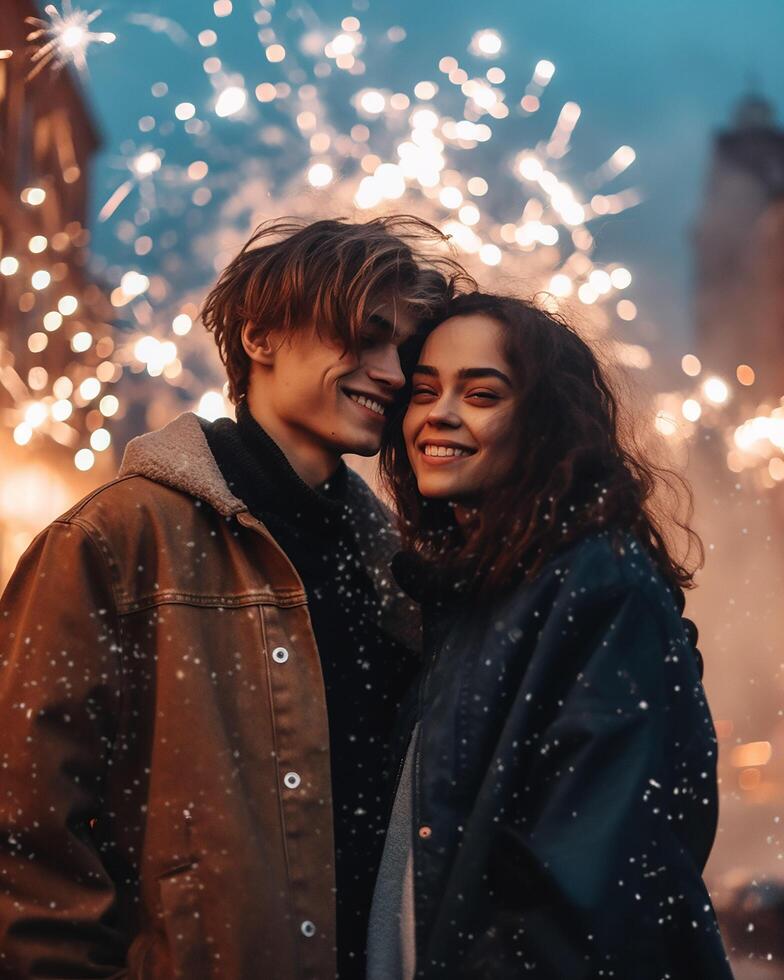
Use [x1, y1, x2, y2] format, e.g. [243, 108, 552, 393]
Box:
[201, 402, 417, 979]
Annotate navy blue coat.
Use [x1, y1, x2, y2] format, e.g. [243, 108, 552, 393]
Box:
[392, 531, 734, 979]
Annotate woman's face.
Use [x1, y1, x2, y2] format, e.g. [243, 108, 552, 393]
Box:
[402, 314, 518, 504]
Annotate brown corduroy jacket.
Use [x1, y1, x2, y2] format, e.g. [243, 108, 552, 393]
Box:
[0, 412, 418, 980]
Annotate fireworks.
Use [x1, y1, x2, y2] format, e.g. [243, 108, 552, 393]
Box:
[100, 11, 643, 313]
[26, 1, 115, 80]
[10, 3, 773, 486]
[647, 348, 784, 491]
[4, 5, 654, 469]
[7, 5, 707, 474]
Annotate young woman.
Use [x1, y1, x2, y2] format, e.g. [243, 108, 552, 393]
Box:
[367, 293, 733, 979]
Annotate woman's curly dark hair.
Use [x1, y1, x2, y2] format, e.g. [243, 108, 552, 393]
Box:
[379, 291, 703, 598]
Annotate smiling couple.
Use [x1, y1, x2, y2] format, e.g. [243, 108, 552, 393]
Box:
[0, 217, 733, 979]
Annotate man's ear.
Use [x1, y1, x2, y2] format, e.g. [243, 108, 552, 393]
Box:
[241, 320, 276, 366]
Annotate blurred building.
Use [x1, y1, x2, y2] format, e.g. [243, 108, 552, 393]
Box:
[691, 94, 784, 979]
[694, 93, 784, 401]
[0, 0, 115, 586]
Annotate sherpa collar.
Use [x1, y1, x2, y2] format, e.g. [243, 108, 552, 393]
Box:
[120, 412, 247, 517]
[120, 411, 422, 653]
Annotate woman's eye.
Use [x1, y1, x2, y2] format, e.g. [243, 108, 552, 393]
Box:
[411, 387, 436, 397]
[468, 391, 499, 401]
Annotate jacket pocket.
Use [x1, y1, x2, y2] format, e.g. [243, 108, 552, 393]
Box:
[157, 862, 210, 980]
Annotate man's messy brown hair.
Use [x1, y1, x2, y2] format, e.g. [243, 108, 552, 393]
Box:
[201, 215, 474, 403]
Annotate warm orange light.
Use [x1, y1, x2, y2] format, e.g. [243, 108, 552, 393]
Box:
[266, 43, 285, 63]
[681, 354, 701, 377]
[729, 741, 772, 768]
[738, 768, 761, 791]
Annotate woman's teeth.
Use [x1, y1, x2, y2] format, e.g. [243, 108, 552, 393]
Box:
[423, 445, 472, 457]
[348, 392, 385, 416]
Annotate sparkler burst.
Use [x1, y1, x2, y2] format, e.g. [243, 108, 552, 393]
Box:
[9, 8, 654, 468]
[26, 1, 116, 80]
[4, 4, 772, 487]
[97, 14, 644, 342]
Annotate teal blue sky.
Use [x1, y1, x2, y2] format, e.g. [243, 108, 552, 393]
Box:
[77, 0, 784, 348]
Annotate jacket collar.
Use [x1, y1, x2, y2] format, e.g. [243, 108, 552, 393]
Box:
[204, 401, 349, 532]
[120, 412, 422, 654]
[119, 412, 248, 518]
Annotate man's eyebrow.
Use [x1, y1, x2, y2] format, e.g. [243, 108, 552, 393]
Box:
[412, 365, 512, 386]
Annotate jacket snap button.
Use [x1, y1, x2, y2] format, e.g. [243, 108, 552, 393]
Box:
[272, 647, 289, 663]
[418, 825, 432, 839]
[301, 920, 316, 938]
[284, 771, 301, 789]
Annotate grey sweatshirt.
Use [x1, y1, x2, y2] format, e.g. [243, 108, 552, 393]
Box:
[366, 725, 419, 980]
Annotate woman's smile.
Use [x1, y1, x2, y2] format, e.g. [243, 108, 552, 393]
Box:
[418, 439, 477, 464]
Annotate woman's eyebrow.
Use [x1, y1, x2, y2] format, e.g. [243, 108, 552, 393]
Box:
[412, 364, 512, 386]
[459, 367, 512, 385]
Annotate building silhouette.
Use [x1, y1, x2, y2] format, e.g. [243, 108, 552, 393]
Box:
[694, 93, 784, 401]
[0, 0, 114, 584]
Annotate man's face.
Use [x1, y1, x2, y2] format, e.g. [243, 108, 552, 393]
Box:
[249, 299, 418, 464]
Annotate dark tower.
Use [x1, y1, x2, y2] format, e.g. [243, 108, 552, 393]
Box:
[694, 94, 784, 399]
[0, 0, 113, 585]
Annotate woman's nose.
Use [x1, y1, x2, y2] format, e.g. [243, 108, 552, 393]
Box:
[426, 398, 462, 427]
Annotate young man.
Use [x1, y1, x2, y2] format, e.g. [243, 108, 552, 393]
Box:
[0, 216, 468, 979]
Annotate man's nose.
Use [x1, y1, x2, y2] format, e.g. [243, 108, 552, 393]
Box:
[365, 345, 406, 390]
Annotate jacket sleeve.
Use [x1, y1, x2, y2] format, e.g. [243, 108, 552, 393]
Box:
[0, 520, 128, 978]
[461, 582, 727, 980]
